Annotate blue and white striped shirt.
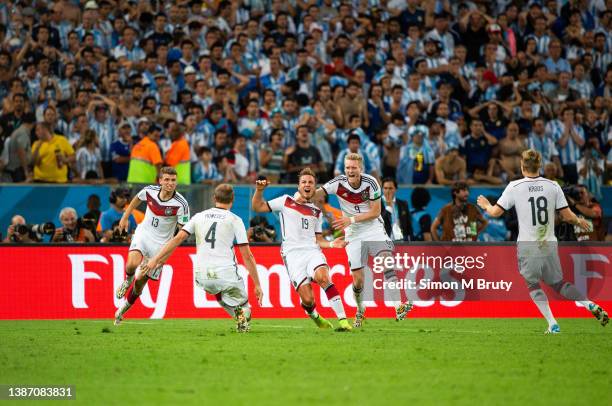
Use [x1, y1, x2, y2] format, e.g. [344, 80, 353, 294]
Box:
[88, 116, 116, 162]
[192, 161, 221, 183]
[546, 120, 584, 165]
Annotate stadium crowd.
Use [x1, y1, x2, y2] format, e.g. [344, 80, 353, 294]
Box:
[0, 0, 611, 241]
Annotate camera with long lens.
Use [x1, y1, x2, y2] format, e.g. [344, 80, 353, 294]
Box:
[13, 222, 56, 241]
[109, 221, 129, 243]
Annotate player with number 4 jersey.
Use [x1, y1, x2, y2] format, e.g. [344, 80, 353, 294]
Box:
[252, 169, 352, 331]
[478, 149, 608, 334]
[114, 167, 190, 325]
[142, 184, 263, 332]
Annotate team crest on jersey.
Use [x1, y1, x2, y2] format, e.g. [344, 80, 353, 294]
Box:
[361, 189, 370, 201]
[165, 207, 174, 216]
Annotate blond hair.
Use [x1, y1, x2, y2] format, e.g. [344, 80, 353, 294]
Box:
[345, 153, 363, 164]
[214, 183, 234, 204]
[521, 149, 542, 173]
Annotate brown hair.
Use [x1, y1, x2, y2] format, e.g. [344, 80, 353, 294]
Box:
[214, 183, 234, 204]
[159, 166, 177, 177]
[298, 167, 317, 183]
[521, 149, 542, 173]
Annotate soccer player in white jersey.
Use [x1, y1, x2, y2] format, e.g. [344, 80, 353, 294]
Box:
[477, 149, 609, 333]
[114, 167, 190, 325]
[299, 154, 412, 328]
[252, 168, 353, 331]
[142, 184, 263, 332]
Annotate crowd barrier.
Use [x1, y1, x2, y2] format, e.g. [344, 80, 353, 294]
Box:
[1, 243, 609, 319]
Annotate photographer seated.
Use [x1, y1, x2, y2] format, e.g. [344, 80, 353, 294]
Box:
[3, 215, 36, 243]
[99, 188, 137, 242]
[52, 207, 95, 243]
[565, 185, 603, 241]
[247, 215, 276, 243]
[101, 220, 131, 243]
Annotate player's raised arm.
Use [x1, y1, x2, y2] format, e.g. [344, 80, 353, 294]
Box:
[251, 179, 271, 212]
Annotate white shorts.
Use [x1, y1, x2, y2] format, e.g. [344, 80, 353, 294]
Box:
[518, 254, 564, 288]
[281, 248, 328, 290]
[346, 230, 394, 271]
[129, 234, 165, 281]
[195, 269, 248, 308]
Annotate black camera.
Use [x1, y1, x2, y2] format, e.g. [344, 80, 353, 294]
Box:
[109, 221, 129, 243]
[13, 222, 56, 241]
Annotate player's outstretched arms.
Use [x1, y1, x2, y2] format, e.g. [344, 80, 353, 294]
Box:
[477, 195, 504, 218]
[238, 245, 263, 305]
[252, 179, 271, 212]
[316, 234, 347, 249]
[559, 207, 591, 231]
[142, 230, 190, 273]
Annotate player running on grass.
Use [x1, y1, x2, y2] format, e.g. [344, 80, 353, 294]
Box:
[301, 153, 412, 327]
[252, 168, 352, 331]
[477, 149, 609, 334]
[114, 166, 189, 325]
[141, 184, 263, 332]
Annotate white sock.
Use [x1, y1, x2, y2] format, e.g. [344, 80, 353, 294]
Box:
[324, 284, 346, 320]
[118, 301, 132, 318]
[529, 289, 557, 327]
[353, 286, 365, 315]
[384, 270, 402, 309]
[307, 309, 320, 320]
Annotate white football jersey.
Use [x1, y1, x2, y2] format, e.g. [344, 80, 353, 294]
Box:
[497, 176, 568, 242]
[267, 194, 322, 252]
[134, 185, 190, 244]
[182, 207, 248, 271]
[322, 174, 385, 238]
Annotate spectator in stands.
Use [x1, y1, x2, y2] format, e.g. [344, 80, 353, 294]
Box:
[461, 118, 501, 185]
[31, 122, 75, 183]
[549, 107, 585, 184]
[435, 147, 467, 185]
[567, 185, 603, 241]
[164, 124, 191, 184]
[127, 124, 162, 184]
[496, 122, 527, 182]
[397, 125, 435, 185]
[3, 112, 34, 182]
[110, 121, 133, 181]
[192, 147, 221, 185]
[430, 181, 488, 242]
[75, 129, 103, 181]
[382, 177, 412, 241]
[259, 130, 284, 184]
[285, 125, 324, 183]
[577, 139, 605, 200]
[52, 207, 95, 243]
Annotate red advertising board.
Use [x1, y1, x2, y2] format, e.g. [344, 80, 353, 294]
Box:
[0, 244, 610, 319]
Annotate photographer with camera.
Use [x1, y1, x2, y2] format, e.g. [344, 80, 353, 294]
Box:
[3, 215, 36, 243]
[247, 215, 277, 243]
[101, 220, 131, 243]
[51, 207, 95, 243]
[564, 185, 603, 241]
[3, 214, 57, 243]
[99, 187, 137, 242]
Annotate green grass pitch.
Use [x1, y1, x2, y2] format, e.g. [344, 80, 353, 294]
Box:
[1, 318, 611, 405]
